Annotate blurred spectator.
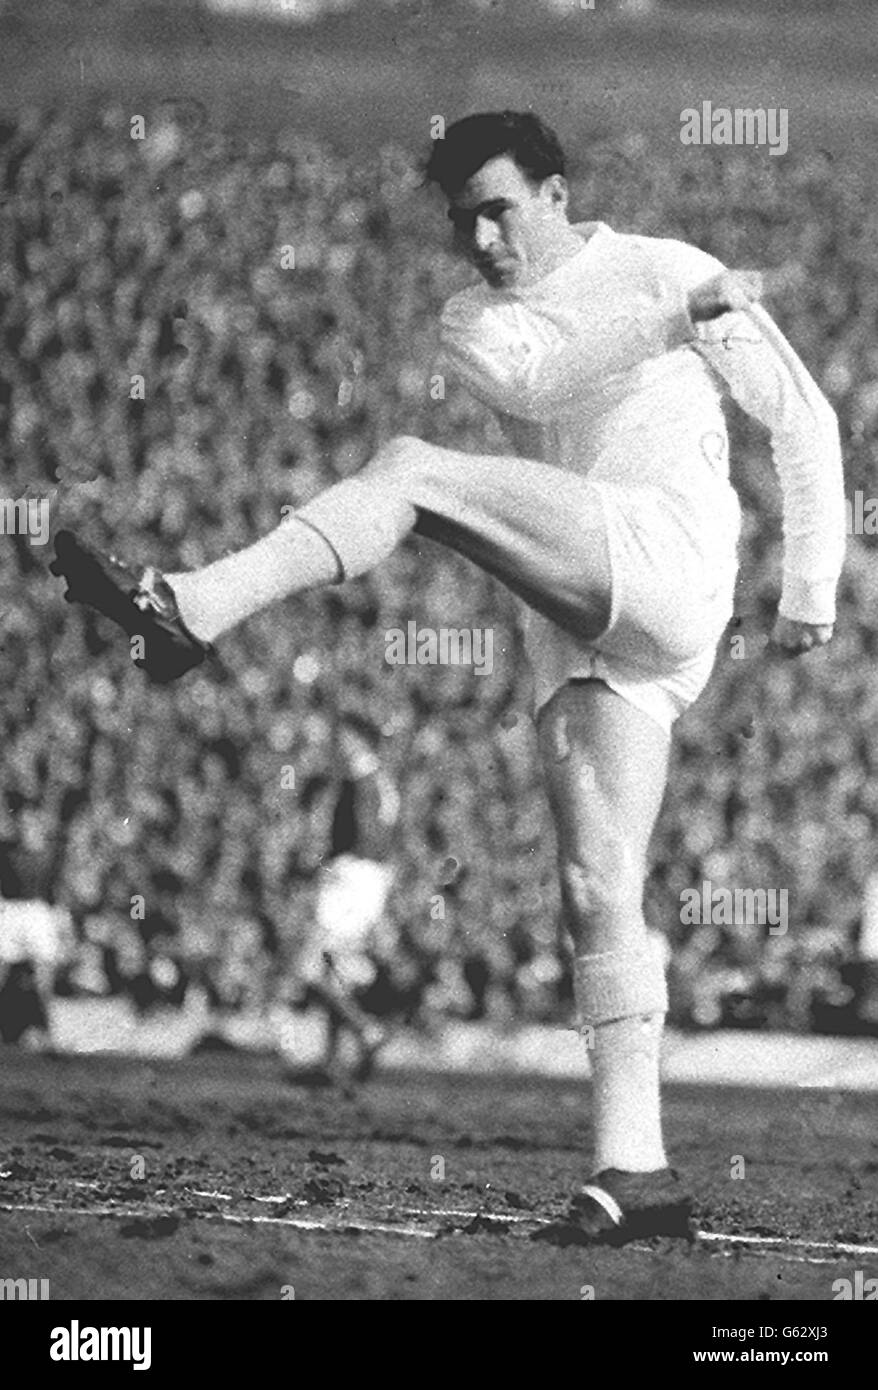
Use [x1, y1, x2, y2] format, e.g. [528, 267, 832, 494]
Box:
[0, 897, 73, 1046]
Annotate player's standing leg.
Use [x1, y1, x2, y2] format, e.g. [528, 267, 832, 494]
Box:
[534, 678, 693, 1242]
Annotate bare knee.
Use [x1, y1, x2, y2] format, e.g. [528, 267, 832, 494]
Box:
[559, 853, 621, 928]
[559, 841, 641, 951]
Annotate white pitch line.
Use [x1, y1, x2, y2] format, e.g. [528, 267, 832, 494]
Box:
[61, 1179, 875, 1253]
[1, 1195, 877, 1264]
[15, 1178, 878, 1258]
[697, 1231, 878, 1258]
[391, 1202, 878, 1256]
[0, 1200, 436, 1240]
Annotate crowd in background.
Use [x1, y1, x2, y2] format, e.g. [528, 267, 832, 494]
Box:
[3, 102, 878, 1040]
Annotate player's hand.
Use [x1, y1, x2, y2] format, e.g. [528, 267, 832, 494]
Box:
[688, 270, 765, 323]
[767, 614, 834, 658]
[688, 264, 806, 323]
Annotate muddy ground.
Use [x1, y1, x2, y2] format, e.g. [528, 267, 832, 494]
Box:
[0, 1050, 876, 1300]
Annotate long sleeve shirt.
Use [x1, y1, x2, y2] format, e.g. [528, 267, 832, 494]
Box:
[438, 221, 846, 626]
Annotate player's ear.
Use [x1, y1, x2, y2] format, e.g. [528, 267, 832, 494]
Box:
[541, 174, 569, 215]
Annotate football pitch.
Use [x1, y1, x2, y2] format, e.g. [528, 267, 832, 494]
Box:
[1, 1050, 876, 1300]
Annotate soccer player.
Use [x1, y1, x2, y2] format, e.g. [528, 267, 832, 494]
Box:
[282, 715, 399, 1083]
[51, 111, 845, 1245]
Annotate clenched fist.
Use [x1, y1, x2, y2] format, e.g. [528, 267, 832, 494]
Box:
[688, 264, 806, 324]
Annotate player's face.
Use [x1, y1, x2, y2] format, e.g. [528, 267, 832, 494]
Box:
[446, 155, 570, 292]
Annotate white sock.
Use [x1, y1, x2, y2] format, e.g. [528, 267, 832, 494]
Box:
[574, 940, 669, 1174]
[165, 471, 417, 645]
[590, 1012, 668, 1173]
[166, 517, 341, 644]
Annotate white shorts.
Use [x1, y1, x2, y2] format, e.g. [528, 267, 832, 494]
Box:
[526, 481, 739, 733]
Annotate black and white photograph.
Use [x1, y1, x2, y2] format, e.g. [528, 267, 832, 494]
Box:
[1, 0, 877, 1326]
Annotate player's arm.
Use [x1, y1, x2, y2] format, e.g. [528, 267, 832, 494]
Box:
[436, 268, 783, 426]
[437, 277, 699, 423]
[701, 300, 844, 651]
[686, 264, 807, 325]
[649, 240, 845, 652]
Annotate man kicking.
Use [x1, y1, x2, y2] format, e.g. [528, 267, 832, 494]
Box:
[50, 111, 845, 1246]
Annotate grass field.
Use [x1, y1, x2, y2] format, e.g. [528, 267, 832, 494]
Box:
[1, 1050, 876, 1299]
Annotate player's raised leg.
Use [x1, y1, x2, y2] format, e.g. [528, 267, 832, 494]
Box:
[297, 435, 612, 638]
[51, 435, 613, 679]
[534, 677, 694, 1245]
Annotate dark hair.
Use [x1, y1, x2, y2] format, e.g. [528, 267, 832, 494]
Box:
[422, 110, 566, 197]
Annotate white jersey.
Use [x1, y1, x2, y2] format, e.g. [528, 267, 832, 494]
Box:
[438, 221, 845, 627]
